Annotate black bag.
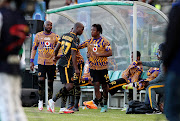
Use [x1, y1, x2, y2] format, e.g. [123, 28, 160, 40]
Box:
[126, 100, 153, 114]
[128, 100, 144, 108]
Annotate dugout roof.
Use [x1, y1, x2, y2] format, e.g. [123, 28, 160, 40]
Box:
[46, 1, 168, 70]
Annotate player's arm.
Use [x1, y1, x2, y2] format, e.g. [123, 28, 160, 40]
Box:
[93, 49, 112, 57]
[77, 39, 88, 49]
[30, 34, 39, 71]
[71, 49, 80, 76]
[55, 34, 60, 45]
[131, 69, 143, 83]
[54, 41, 61, 62]
[72, 38, 80, 75]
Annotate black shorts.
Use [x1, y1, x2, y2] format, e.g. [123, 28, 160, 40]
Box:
[73, 62, 84, 85]
[38, 64, 56, 80]
[90, 69, 109, 84]
[58, 66, 74, 84]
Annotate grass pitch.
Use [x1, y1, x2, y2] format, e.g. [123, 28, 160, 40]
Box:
[24, 107, 167, 121]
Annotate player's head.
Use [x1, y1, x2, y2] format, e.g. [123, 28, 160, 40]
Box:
[157, 42, 165, 60]
[73, 22, 84, 36]
[44, 21, 52, 33]
[131, 51, 141, 61]
[91, 24, 102, 37]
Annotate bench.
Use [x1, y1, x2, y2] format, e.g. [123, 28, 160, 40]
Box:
[80, 70, 148, 108]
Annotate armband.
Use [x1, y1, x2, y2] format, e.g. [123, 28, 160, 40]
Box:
[30, 59, 34, 62]
[85, 77, 89, 81]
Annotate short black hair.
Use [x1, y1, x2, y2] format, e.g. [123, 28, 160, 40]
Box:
[159, 42, 165, 51]
[132, 51, 141, 57]
[92, 24, 102, 34]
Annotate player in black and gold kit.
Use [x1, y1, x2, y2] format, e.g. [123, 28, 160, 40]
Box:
[78, 24, 112, 112]
[48, 22, 84, 114]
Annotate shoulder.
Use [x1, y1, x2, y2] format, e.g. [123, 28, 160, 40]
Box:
[51, 32, 58, 36]
[101, 36, 110, 43]
[36, 31, 44, 36]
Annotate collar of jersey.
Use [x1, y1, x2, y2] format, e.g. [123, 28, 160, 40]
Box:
[92, 36, 102, 41]
[43, 31, 52, 35]
[70, 32, 76, 35]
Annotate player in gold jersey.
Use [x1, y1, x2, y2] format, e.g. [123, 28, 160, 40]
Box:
[78, 24, 112, 112]
[30, 21, 60, 111]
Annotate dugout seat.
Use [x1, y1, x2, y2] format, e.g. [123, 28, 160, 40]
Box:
[108, 70, 114, 81]
[141, 71, 148, 79]
[110, 70, 121, 82]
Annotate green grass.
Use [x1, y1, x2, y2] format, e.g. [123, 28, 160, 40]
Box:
[24, 107, 167, 121]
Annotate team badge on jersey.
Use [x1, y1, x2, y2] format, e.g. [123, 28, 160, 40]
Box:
[93, 47, 97, 52]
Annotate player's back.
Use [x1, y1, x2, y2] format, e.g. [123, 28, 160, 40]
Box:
[58, 32, 79, 67]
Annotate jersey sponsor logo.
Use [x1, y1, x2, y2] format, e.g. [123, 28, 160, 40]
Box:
[44, 41, 51, 48]
[45, 41, 50, 46]
[44, 37, 50, 40]
[93, 47, 97, 52]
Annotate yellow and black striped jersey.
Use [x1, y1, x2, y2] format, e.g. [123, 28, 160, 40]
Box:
[79, 36, 111, 70]
[121, 61, 143, 83]
[58, 32, 79, 67]
[30, 31, 60, 65]
[76, 50, 84, 64]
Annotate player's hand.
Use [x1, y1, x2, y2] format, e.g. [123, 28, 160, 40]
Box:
[81, 78, 85, 81]
[75, 69, 80, 77]
[30, 62, 34, 71]
[88, 80, 93, 86]
[145, 82, 150, 87]
[53, 56, 58, 62]
[137, 61, 142, 65]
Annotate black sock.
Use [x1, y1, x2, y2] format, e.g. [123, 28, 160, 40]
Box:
[103, 97, 108, 106]
[98, 97, 104, 107]
[53, 87, 68, 102]
[69, 88, 75, 106]
[38, 80, 45, 100]
[93, 98, 99, 106]
[61, 95, 67, 108]
[48, 81, 53, 99]
[74, 85, 81, 108]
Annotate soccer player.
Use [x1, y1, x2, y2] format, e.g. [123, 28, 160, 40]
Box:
[82, 51, 143, 111]
[48, 22, 84, 114]
[0, 0, 29, 120]
[67, 46, 84, 111]
[61, 38, 85, 112]
[78, 24, 112, 112]
[30, 21, 60, 111]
